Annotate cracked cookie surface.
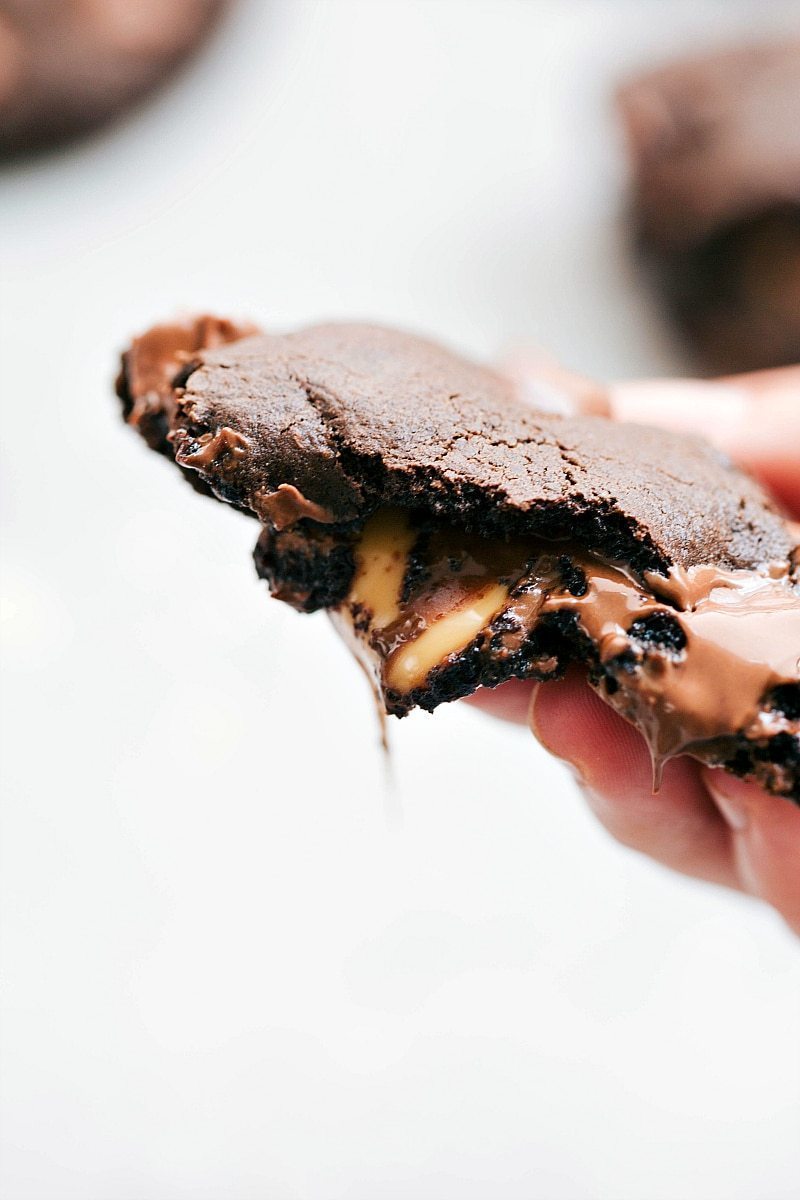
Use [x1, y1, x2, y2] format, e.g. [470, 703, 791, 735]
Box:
[121, 319, 793, 577]
[117, 317, 800, 800]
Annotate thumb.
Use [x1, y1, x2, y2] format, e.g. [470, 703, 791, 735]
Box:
[609, 367, 800, 518]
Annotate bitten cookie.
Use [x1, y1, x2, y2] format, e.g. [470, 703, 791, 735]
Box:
[118, 318, 800, 800]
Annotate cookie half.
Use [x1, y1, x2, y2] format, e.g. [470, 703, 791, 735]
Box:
[117, 318, 800, 800]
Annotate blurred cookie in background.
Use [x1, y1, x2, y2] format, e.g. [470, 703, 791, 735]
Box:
[0, 0, 229, 157]
[618, 41, 800, 374]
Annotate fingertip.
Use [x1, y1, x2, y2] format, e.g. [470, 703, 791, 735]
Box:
[463, 678, 538, 726]
[533, 674, 737, 886]
[702, 770, 758, 831]
[608, 373, 800, 519]
[530, 670, 647, 784]
[704, 768, 800, 934]
[703, 768, 800, 838]
[608, 378, 751, 448]
[498, 349, 610, 417]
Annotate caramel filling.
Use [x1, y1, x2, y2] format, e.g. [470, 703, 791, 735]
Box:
[347, 508, 418, 628]
[386, 582, 510, 692]
[332, 508, 800, 771]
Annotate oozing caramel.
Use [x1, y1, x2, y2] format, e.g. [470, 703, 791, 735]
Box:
[332, 508, 800, 775]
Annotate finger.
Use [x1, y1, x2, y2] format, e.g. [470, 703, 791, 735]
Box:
[609, 369, 800, 517]
[499, 347, 610, 417]
[703, 770, 800, 936]
[717, 367, 800, 516]
[503, 355, 800, 517]
[463, 678, 537, 726]
[531, 671, 738, 889]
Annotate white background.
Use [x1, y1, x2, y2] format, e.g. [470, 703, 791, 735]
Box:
[2, 2, 800, 1197]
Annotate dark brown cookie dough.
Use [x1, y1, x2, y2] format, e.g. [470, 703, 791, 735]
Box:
[118, 314, 256, 457]
[618, 41, 800, 373]
[0, 0, 228, 156]
[117, 317, 800, 800]
[125, 319, 792, 572]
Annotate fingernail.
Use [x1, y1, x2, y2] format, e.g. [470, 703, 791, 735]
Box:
[705, 771, 751, 832]
[498, 347, 610, 419]
[516, 377, 578, 417]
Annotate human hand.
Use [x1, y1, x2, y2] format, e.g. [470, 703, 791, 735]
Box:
[470, 360, 800, 934]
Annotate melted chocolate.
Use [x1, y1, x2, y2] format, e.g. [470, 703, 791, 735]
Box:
[335, 509, 800, 785]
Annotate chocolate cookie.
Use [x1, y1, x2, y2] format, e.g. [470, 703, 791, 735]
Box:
[0, 0, 228, 156]
[117, 318, 800, 800]
[618, 41, 800, 373]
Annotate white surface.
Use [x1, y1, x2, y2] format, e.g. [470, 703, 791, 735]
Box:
[2, 3, 800, 1198]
